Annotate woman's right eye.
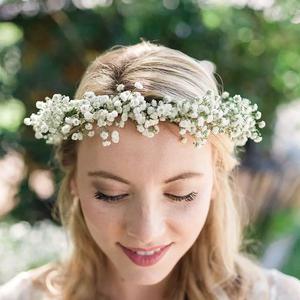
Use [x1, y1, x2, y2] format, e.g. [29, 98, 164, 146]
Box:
[94, 191, 127, 202]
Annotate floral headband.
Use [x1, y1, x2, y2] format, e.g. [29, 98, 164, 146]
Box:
[23, 82, 265, 148]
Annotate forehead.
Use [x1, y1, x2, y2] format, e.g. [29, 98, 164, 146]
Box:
[76, 120, 212, 181]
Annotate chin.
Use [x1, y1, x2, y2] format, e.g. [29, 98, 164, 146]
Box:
[120, 268, 171, 285]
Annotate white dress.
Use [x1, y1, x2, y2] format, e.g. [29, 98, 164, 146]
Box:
[1, 263, 300, 300]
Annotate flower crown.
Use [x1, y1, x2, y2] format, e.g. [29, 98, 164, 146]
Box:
[23, 81, 265, 148]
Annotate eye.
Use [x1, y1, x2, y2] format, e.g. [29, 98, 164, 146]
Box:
[94, 191, 198, 203]
[165, 192, 198, 202]
[94, 191, 127, 202]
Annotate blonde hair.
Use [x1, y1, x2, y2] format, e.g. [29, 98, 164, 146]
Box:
[43, 40, 269, 300]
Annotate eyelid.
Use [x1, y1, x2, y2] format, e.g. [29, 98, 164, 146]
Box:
[94, 190, 198, 203]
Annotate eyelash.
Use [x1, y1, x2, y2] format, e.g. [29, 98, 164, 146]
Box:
[94, 191, 198, 203]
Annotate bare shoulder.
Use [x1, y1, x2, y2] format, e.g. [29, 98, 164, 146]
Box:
[0, 262, 62, 300]
[263, 268, 300, 300]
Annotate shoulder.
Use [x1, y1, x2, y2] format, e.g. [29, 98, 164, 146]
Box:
[263, 268, 300, 300]
[0, 262, 62, 300]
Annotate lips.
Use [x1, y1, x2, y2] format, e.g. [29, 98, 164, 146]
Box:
[119, 243, 173, 267]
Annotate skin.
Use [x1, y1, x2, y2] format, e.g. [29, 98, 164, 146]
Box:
[71, 120, 214, 300]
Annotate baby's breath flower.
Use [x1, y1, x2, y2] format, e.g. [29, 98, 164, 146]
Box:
[72, 118, 80, 126]
[24, 118, 31, 125]
[84, 112, 94, 121]
[134, 82, 143, 89]
[100, 131, 109, 140]
[119, 91, 131, 102]
[61, 124, 71, 134]
[36, 101, 45, 109]
[221, 91, 229, 99]
[111, 130, 120, 143]
[71, 133, 78, 140]
[255, 111, 262, 119]
[23, 81, 265, 148]
[117, 84, 125, 92]
[102, 140, 111, 147]
[254, 136, 263, 143]
[85, 123, 93, 130]
[88, 130, 95, 137]
[252, 104, 258, 112]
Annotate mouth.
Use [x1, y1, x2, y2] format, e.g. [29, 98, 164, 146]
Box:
[118, 243, 173, 267]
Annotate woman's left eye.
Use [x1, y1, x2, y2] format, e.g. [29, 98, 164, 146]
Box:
[165, 192, 198, 202]
[94, 191, 198, 203]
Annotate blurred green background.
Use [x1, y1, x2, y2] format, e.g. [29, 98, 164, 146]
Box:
[0, 0, 300, 284]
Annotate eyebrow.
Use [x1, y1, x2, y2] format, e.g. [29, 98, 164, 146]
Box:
[88, 170, 203, 184]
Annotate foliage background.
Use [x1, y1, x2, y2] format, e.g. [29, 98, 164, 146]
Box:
[0, 0, 300, 284]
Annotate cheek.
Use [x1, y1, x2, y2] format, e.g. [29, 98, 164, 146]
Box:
[174, 182, 213, 243]
[79, 198, 121, 246]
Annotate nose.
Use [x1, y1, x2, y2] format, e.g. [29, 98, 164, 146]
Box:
[125, 196, 166, 245]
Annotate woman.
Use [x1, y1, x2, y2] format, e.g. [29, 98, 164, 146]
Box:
[1, 40, 300, 300]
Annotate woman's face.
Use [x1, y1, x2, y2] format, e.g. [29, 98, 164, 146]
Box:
[72, 120, 214, 285]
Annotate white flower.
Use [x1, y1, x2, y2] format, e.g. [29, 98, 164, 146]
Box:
[111, 110, 118, 118]
[106, 113, 115, 122]
[151, 99, 157, 107]
[84, 91, 96, 99]
[84, 112, 94, 121]
[61, 124, 71, 134]
[252, 104, 258, 112]
[114, 100, 122, 107]
[91, 98, 101, 109]
[36, 101, 45, 109]
[24, 118, 31, 125]
[130, 97, 140, 107]
[212, 127, 219, 134]
[71, 133, 78, 140]
[220, 118, 229, 126]
[88, 130, 95, 137]
[85, 123, 93, 130]
[179, 128, 187, 135]
[72, 118, 80, 126]
[179, 120, 191, 129]
[134, 82, 143, 89]
[206, 115, 214, 123]
[65, 117, 73, 125]
[35, 132, 43, 139]
[117, 84, 125, 92]
[137, 125, 145, 133]
[99, 95, 110, 103]
[254, 136, 262, 143]
[221, 91, 229, 99]
[23, 86, 265, 148]
[102, 140, 111, 147]
[100, 131, 109, 140]
[40, 124, 48, 133]
[255, 111, 262, 119]
[111, 130, 119, 143]
[119, 91, 131, 102]
[180, 137, 188, 144]
[147, 107, 155, 114]
[197, 117, 205, 127]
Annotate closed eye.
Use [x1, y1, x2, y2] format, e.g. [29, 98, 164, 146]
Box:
[94, 191, 198, 203]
